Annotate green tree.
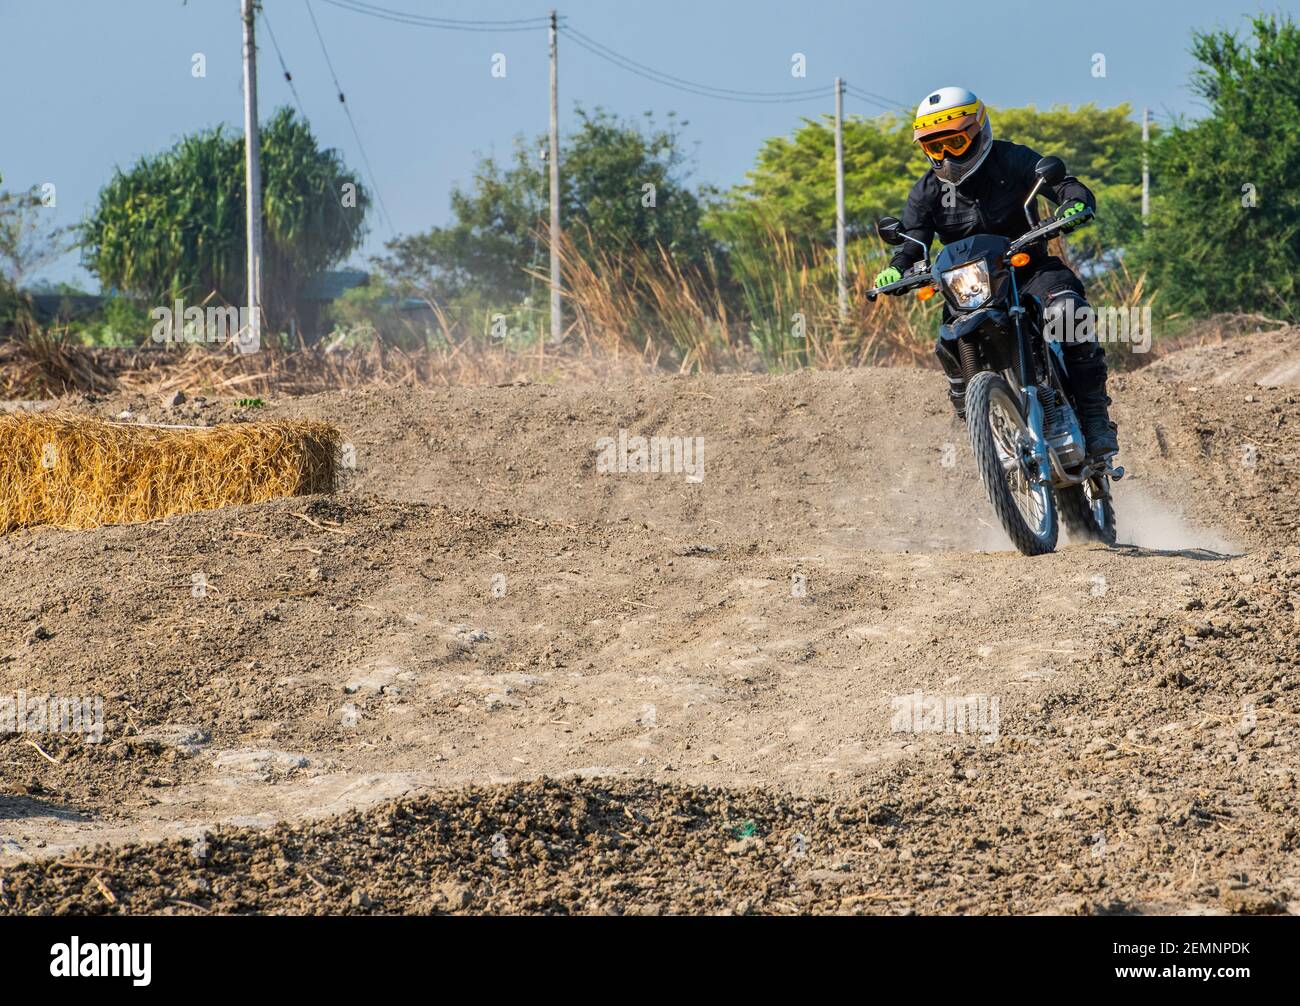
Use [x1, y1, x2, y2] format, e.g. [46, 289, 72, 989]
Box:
[704, 112, 919, 250]
[1, 185, 76, 288]
[706, 103, 1144, 262]
[562, 108, 713, 267]
[704, 103, 1148, 367]
[994, 103, 1146, 268]
[371, 107, 717, 318]
[1136, 14, 1300, 319]
[82, 108, 369, 333]
[374, 140, 545, 310]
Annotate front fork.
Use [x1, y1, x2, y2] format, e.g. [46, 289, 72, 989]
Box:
[1009, 271, 1053, 486]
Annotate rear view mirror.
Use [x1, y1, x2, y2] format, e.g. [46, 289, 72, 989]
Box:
[875, 216, 905, 246]
[1034, 156, 1066, 187]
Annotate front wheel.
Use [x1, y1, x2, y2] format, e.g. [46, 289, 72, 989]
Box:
[966, 371, 1058, 556]
[1059, 476, 1117, 545]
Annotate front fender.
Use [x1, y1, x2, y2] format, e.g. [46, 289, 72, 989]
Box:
[939, 307, 1009, 341]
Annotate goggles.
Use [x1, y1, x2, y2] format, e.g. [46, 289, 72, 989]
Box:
[920, 128, 976, 161]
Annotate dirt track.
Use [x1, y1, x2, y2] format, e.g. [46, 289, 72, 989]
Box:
[1, 358, 1298, 915]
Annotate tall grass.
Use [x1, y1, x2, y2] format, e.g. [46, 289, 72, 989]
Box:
[547, 227, 735, 372]
[554, 223, 936, 372]
[725, 218, 936, 370]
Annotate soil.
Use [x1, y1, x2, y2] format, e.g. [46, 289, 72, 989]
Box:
[1, 344, 1298, 915]
[1143, 325, 1300, 388]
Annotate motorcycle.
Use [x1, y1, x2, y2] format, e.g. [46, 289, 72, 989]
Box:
[867, 155, 1122, 556]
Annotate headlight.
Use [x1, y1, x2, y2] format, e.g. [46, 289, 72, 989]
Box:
[942, 259, 990, 310]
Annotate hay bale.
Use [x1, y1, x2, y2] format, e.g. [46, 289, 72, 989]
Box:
[0, 412, 341, 532]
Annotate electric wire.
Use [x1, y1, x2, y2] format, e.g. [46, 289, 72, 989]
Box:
[317, 0, 555, 32]
[304, 0, 395, 232]
[259, 6, 308, 120]
[559, 26, 834, 104]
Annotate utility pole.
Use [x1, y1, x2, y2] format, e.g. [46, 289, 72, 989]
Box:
[548, 9, 561, 346]
[834, 77, 846, 323]
[241, 0, 263, 353]
[1141, 106, 1150, 224]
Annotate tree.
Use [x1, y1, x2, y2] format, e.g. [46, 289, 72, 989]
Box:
[371, 107, 717, 311]
[374, 141, 545, 310]
[704, 112, 919, 251]
[0, 184, 76, 288]
[700, 103, 1150, 367]
[1136, 14, 1300, 320]
[82, 108, 369, 333]
[994, 104, 1146, 270]
[562, 108, 713, 268]
[0, 174, 77, 333]
[705, 103, 1145, 265]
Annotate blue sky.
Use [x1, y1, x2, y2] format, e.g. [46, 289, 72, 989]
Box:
[3, 0, 1293, 288]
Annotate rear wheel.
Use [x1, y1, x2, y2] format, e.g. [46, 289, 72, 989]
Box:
[966, 371, 1058, 556]
[1059, 476, 1117, 545]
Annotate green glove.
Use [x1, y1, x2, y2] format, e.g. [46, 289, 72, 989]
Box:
[874, 266, 902, 288]
[1056, 201, 1087, 221]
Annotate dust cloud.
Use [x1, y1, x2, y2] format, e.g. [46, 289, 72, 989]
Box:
[1112, 483, 1241, 554]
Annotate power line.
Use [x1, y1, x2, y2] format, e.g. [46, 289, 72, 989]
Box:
[843, 83, 908, 111]
[299, 6, 899, 120]
[562, 25, 833, 100]
[281, 3, 905, 241]
[316, 0, 555, 32]
[312, 0, 901, 114]
[559, 26, 834, 104]
[561, 25, 835, 103]
[842, 88, 904, 112]
[259, 6, 307, 120]
[304, 0, 395, 233]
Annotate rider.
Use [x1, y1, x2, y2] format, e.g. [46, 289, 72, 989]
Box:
[874, 86, 1119, 460]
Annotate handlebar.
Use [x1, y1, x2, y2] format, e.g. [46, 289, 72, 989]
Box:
[865, 269, 934, 302]
[1006, 206, 1095, 256]
[866, 208, 1094, 304]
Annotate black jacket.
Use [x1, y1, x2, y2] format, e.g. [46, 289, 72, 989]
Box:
[889, 140, 1096, 274]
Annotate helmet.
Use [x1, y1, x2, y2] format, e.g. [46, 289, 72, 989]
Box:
[913, 86, 993, 186]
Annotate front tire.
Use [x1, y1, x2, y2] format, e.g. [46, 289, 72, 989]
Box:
[966, 371, 1058, 556]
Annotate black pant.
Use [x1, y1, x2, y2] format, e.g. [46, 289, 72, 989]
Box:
[1019, 258, 1109, 409]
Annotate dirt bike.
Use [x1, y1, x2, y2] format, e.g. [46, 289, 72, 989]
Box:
[867, 155, 1123, 556]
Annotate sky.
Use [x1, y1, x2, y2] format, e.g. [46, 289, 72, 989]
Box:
[3, 0, 1294, 289]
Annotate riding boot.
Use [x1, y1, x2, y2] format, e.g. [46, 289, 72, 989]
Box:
[1062, 337, 1119, 458]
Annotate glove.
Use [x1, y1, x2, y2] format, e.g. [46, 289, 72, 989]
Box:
[874, 267, 902, 289]
[1055, 201, 1088, 221]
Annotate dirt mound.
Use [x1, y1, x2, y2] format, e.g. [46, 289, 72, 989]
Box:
[52, 367, 1300, 548]
[2, 365, 1297, 914]
[1143, 325, 1300, 387]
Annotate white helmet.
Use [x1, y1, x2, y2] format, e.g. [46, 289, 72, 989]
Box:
[913, 86, 993, 185]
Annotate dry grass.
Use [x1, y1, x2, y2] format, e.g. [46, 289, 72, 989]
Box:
[550, 228, 738, 372]
[0, 412, 340, 533]
[112, 336, 656, 395]
[554, 223, 938, 372]
[0, 334, 665, 401]
[0, 325, 117, 398]
[716, 216, 938, 371]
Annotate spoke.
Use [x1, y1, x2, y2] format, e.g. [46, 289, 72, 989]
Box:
[987, 389, 1049, 539]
